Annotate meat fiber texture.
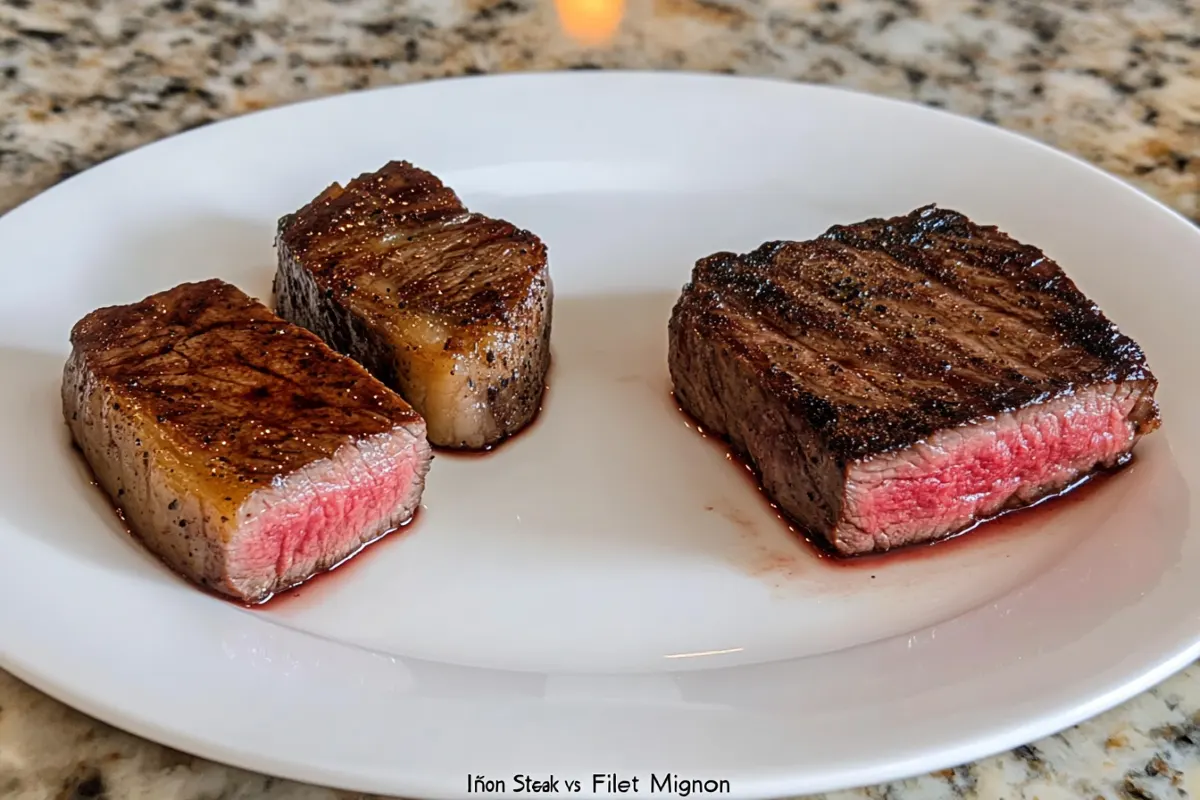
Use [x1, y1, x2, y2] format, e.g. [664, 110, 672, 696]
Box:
[274, 160, 552, 450]
[63, 279, 432, 603]
[668, 206, 1160, 556]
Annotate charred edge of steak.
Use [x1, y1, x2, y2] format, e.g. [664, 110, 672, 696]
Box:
[676, 205, 1160, 461]
[818, 205, 1155, 373]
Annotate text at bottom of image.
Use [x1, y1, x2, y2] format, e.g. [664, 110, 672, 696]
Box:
[467, 773, 732, 796]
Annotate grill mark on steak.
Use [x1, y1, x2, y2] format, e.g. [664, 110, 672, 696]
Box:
[685, 206, 1156, 460]
[708, 247, 1047, 422]
[823, 209, 1150, 372]
[669, 205, 1160, 556]
[274, 160, 552, 450]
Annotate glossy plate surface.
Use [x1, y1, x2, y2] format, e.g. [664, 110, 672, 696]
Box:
[1, 72, 1198, 798]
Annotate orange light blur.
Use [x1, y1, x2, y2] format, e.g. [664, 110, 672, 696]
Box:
[553, 0, 625, 46]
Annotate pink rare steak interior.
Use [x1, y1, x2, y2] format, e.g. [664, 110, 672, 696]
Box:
[669, 205, 1159, 556]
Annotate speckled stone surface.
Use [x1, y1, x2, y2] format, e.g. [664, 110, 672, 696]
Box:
[1, 0, 1198, 798]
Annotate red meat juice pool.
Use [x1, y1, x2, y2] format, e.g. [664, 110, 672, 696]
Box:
[673, 395, 1130, 579]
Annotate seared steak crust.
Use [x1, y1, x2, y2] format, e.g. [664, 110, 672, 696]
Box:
[669, 205, 1160, 555]
[64, 279, 432, 601]
[274, 160, 552, 449]
[69, 280, 425, 486]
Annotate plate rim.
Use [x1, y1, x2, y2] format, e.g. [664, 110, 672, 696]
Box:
[7, 639, 1200, 797]
[3, 69, 1197, 235]
[2, 70, 1199, 798]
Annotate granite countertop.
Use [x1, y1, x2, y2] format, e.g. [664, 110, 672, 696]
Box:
[1, 0, 1198, 798]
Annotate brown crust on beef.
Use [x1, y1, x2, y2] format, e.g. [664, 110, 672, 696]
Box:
[273, 160, 552, 449]
[672, 205, 1160, 462]
[68, 278, 424, 510]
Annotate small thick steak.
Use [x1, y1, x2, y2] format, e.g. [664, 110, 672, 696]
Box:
[63, 279, 432, 603]
[274, 160, 552, 450]
[668, 205, 1160, 556]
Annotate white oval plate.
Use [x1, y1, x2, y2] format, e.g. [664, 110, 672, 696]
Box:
[1, 72, 1198, 798]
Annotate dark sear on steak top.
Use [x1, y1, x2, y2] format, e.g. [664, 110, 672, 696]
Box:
[668, 205, 1160, 556]
[274, 160, 552, 450]
[63, 279, 432, 603]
